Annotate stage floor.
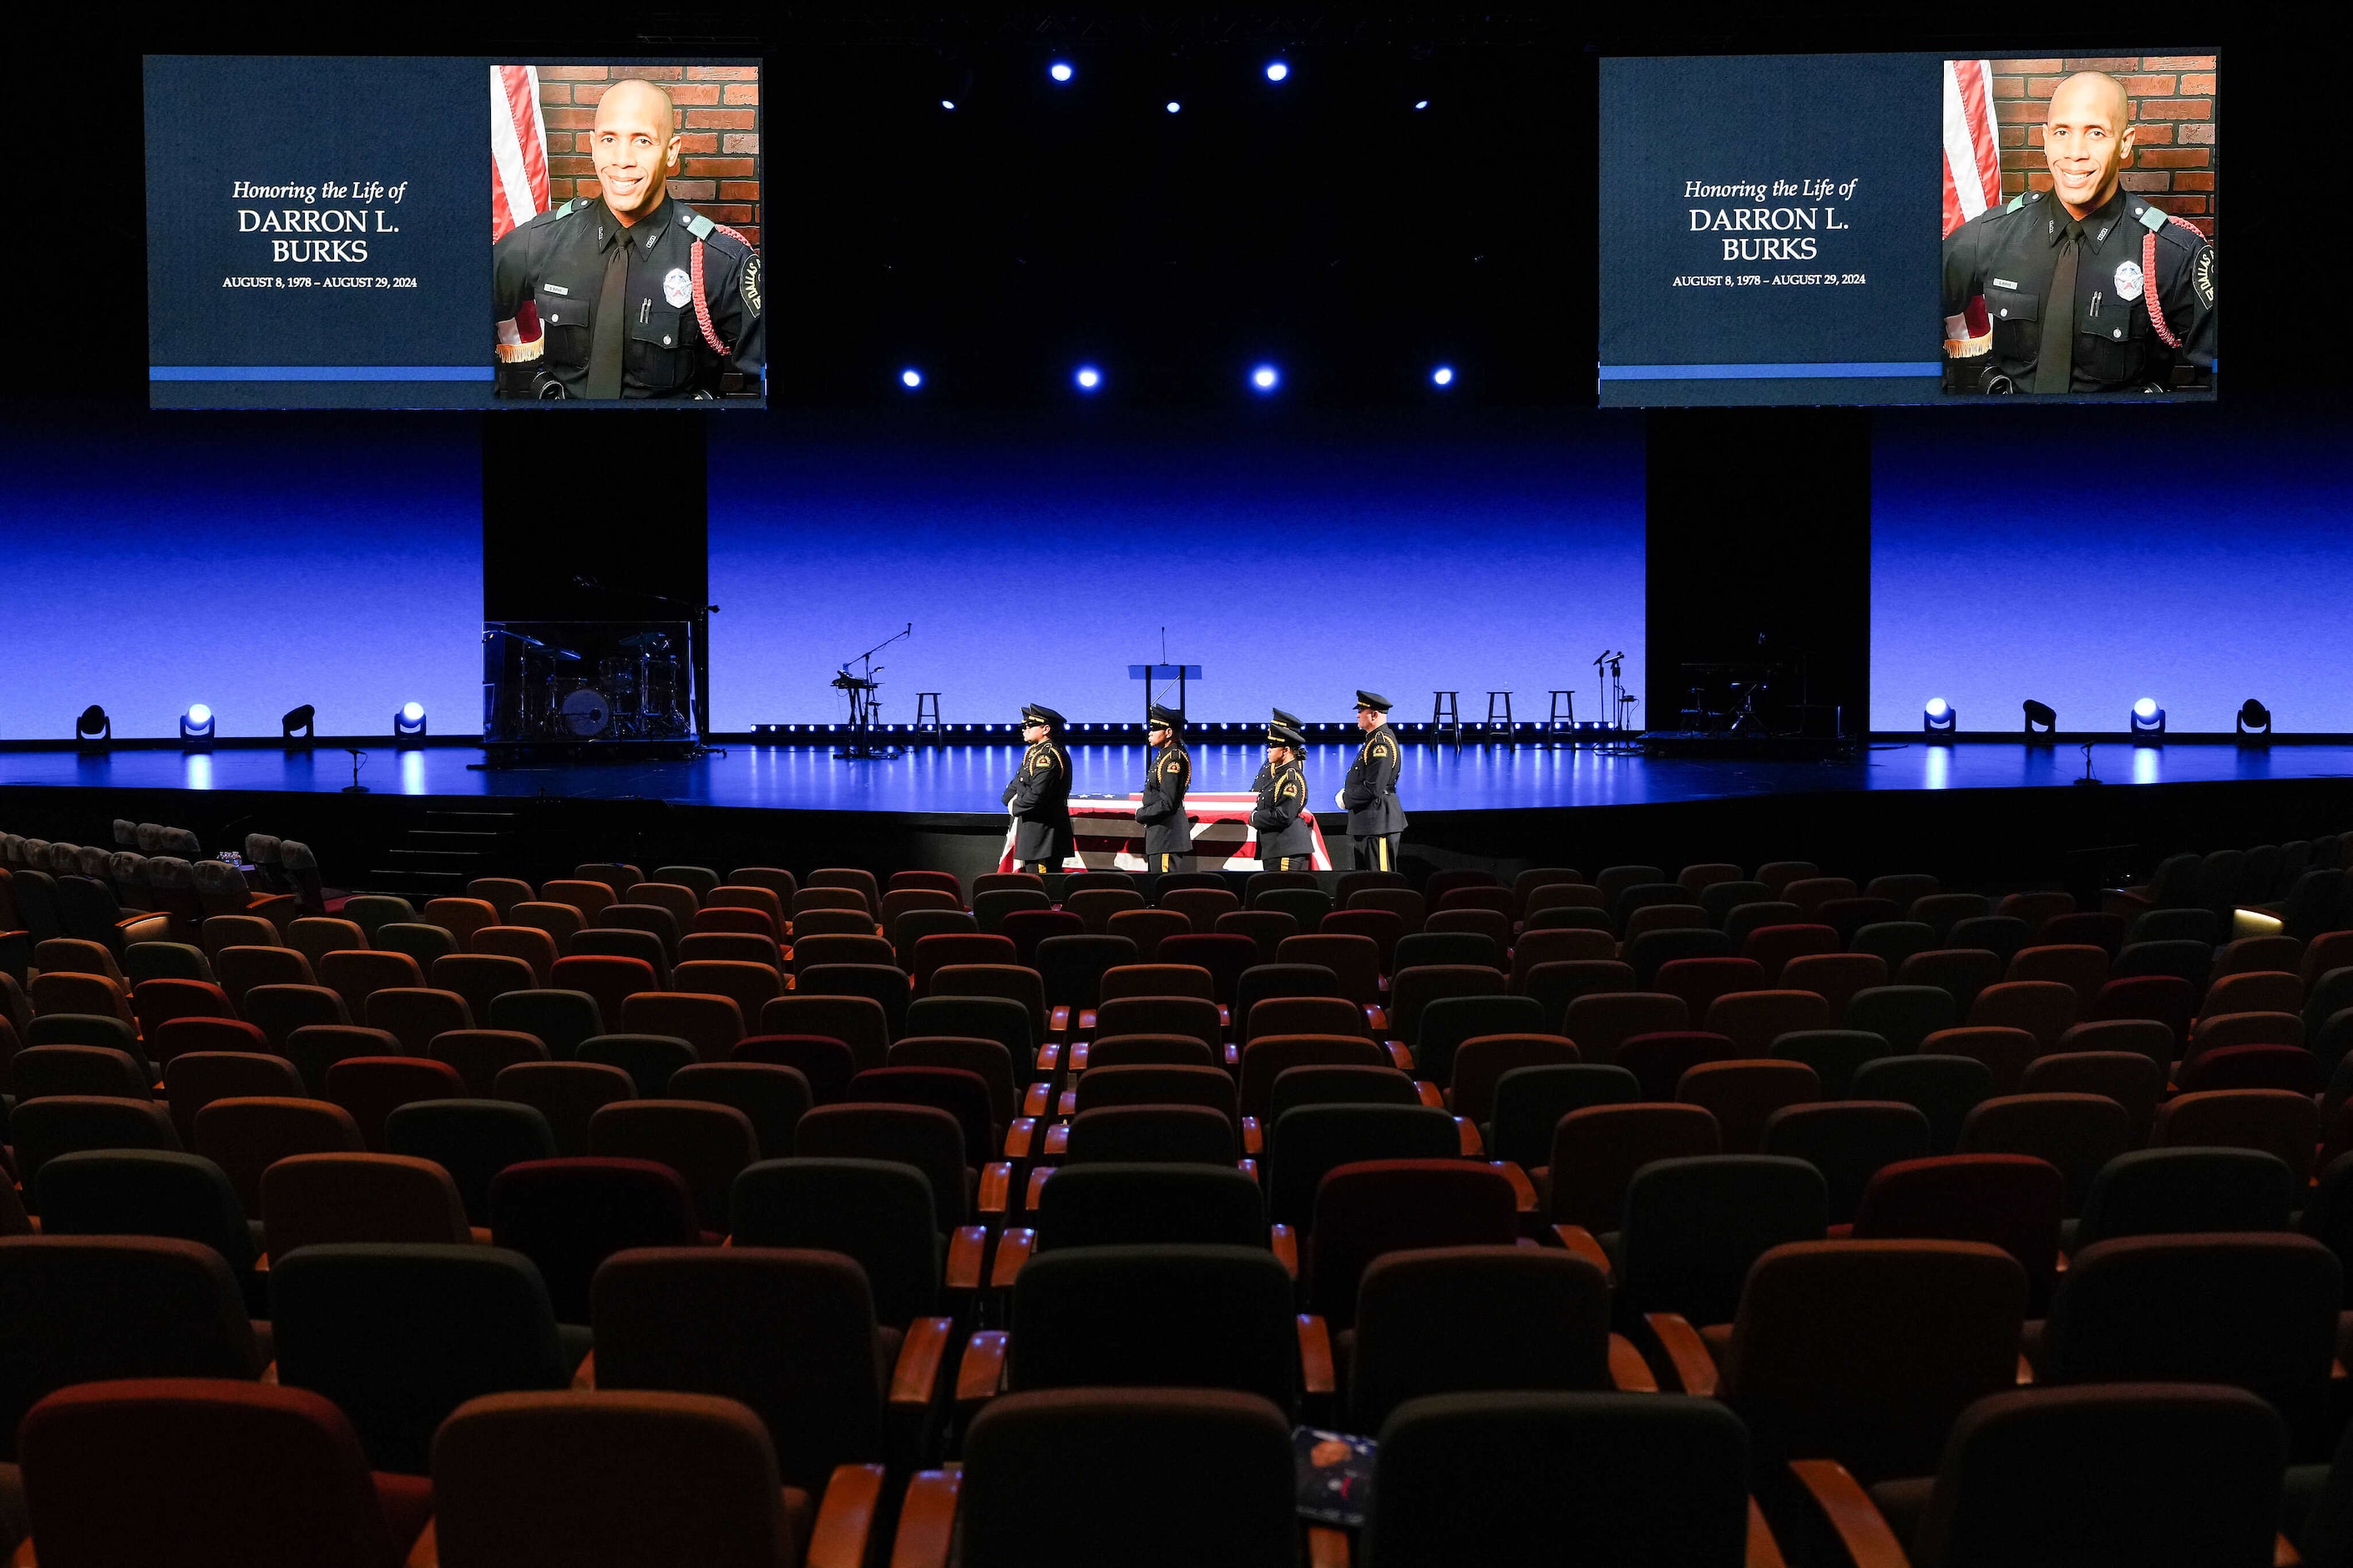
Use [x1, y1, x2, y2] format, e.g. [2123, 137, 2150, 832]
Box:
[4, 741, 2350, 813]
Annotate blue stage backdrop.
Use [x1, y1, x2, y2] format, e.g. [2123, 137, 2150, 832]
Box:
[708, 414, 1647, 732]
[0, 403, 482, 741]
[1871, 398, 2353, 734]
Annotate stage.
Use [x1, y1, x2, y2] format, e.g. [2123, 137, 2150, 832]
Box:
[4, 740, 2350, 814]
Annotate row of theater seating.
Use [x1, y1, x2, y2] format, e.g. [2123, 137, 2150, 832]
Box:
[7, 839, 2353, 1563]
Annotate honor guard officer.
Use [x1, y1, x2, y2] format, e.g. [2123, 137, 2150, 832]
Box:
[1339, 691, 1407, 873]
[1252, 724, 1317, 873]
[1135, 705, 1193, 873]
[1004, 704, 1073, 874]
[492, 78, 767, 400]
[1253, 707, 1304, 795]
[1941, 71, 2213, 396]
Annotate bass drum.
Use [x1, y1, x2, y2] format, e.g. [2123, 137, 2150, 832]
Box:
[556, 685, 613, 738]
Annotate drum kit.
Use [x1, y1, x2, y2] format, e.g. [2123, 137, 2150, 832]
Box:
[506, 626, 692, 741]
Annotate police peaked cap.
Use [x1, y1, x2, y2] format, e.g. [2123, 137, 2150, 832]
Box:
[1267, 724, 1306, 748]
[1271, 707, 1303, 729]
[1147, 705, 1184, 731]
[1021, 703, 1065, 731]
[1355, 690, 1394, 713]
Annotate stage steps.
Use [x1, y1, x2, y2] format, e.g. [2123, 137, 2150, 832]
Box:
[362, 810, 521, 897]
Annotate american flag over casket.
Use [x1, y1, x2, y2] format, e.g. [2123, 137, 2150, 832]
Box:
[997, 793, 1333, 873]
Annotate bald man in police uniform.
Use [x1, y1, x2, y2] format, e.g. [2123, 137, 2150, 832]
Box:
[1004, 703, 1073, 873]
[1252, 724, 1317, 873]
[1339, 690, 1407, 873]
[1134, 705, 1193, 873]
[1942, 70, 2214, 395]
[493, 78, 766, 399]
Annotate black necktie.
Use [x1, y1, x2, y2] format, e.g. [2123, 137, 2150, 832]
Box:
[585, 231, 631, 400]
[2034, 222, 2081, 395]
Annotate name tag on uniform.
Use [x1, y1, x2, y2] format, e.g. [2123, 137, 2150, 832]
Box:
[542, 283, 569, 296]
[1991, 278, 2017, 291]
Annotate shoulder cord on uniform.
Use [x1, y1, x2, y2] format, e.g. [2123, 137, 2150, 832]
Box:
[690, 222, 752, 357]
[2140, 215, 2203, 351]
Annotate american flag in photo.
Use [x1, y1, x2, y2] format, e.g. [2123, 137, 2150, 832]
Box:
[1941, 59, 2003, 239]
[491, 65, 550, 242]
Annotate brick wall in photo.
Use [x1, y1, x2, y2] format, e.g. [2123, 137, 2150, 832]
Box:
[534, 63, 762, 251]
[1989, 56, 2216, 240]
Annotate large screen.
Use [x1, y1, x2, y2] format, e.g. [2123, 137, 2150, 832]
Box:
[1598, 52, 2216, 406]
[145, 57, 765, 409]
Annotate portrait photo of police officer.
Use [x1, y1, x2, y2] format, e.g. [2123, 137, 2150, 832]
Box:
[1941, 62, 2215, 396]
[492, 70, 766, 401]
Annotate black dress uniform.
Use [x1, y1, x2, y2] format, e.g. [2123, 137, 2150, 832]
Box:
[1252, 724, 1317, 872]
[1341, 690, 1408, 873]
[1251, 707, 1303, 796]
[1004, 704, 1073, 873]
[492, 194, 766, 400]
[1941, 186, 2214, 395]
[1135, 705, 1193, 873]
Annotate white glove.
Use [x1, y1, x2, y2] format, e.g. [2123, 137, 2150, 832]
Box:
[1334, 789, 1347, 811]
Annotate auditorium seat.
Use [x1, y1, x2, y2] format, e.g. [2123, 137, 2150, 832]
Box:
[758, 993, 892, 1070]
[1361, 1391, 1765, 1568]
[509, 899, 587, 949]
[1899, 948, 2006, 1013]
[200, 912, 283, 957]
[1739, 922, 1839, 981]
[283, 1024, 403, 1095]
[337, 895, 417, 942]
[36, 1149, 265, 1310]
[1956, 1092, 2134, 1216]
[261, 1151, 473, 1260]
[287, 916, 369, 970]
[14, 1379, 429, 1568]
[1920, 1024, 2040, 1095]
[733, 1035, 858, 1105]
[797, 963, 911, 1041]
[472, 923, 559, 984]
[164, 1050, 305, 1143]
[13, 1097, 183, 1210]
[326, 1056, 468, 1151]
[1848, 1055, 1995, 1156]
[13, 1042, 151, 1100]
[2074, 1148, 2295, 1247]
[1704, 988, 1834, 1055]
[1845, 984, 1960, 1052]
[1615, 1154, 1827, 1330]
[0, 1237, 266, 1459]
[2179, 1041, 2323, 1094]
[1546, 1102, 1720, 1232]
[318, 948, 427, 1015]
[1966, 978, 2077, 1049]
[384, 1100, 559, 1224]
[729, 1156, 960, 1328]
[1851, 1153, 2065, 1310]
[467, 877, 535, 920]
[1766, 1028, 1893, 1098]
[488, 1156, 702, 1324]
[551, 955, 660, 1027]
[974, 886, 1052, 933]
[1676, 1060, 1821, 1154]
[2009, 943, 2112, 1010]
[1760, 1100, 1932, 1227]
[795, 1103, 974, 1237]
[430, 1028, 551, 1096]
[621, 989, 747, 1059]
[271, 1242, 574, 1474]
[908, 931, 1012, 990]
[2154, 1088, 2320, 1181]
[374, 921, 458, 967]
[670, 1062, 812, 1159]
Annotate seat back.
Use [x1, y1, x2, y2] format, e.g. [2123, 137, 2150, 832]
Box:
[1010, 1244, 1300, 1412]
[1346, 1251, 1615, 1435]
[588, 1100, 762, 1231]
[35, 1149, 257, 1273]
[2076, 1147, 2296, 1247]
[1547, 1103, 1721, 1230]
[727, 1157, 941, 1327]
[1617, 1155, 1828, 1325]
[1488, 1065, 1642, 1169]
[488, 1157, 700, 1325]
[792, 1103, 969, 1230]
[271, 1242, 570, 1474]
[590, 1247, 888, 1485]
[261, 1152, 472, 1258]
[1759, 1100, 1933, 1227]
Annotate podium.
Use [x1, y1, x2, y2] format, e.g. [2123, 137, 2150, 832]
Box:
[1129, 664, 1202, 726]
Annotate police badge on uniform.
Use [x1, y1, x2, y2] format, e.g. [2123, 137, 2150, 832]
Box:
[662, 267, 693, 309]
[2113, 259, 2144, 303]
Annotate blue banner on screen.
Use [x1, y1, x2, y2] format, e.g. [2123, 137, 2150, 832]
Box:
[1597, 52, 2218, 407]
[145, 57, 766, 410]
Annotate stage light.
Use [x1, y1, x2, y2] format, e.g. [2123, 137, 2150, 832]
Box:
[2022, 699, 2057, 736]
[900, 368, 923, 389]
[2238, 698, 2273, 737]
[1414, 99, 1430, 110]
[1074, 365, 1101, 391]
[1923, 696, 1956, 739]
[2130, 697, 2166, 738]
[940, 99, 956, 110]
[1250, 364, 1280, 392]
[1166, 100, 1181, 114]
[1048, 61, 1074, 83]
[281, 704, 316, 743]
[1264, 60, 1290, 82]
[180, 703, 215, 750]
[1431, 365, 1455, 387]
[74, 704, 110, 743]
[395, 701, 428, 745]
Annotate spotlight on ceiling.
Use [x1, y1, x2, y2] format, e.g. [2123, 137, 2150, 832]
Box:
[2130, 697, 2166, 738]
[74, 704, 111, 744]
[281, 705, 316, 743]
[940, 99, 956, 110]
[1165, 99, 1181, 114]
[900, 368, 923, 390]
[1413, 99, 1430, 110]
[1048, 61, 1074, 83]
[2237, 698, 2273, 738]
[1923, 696, 1956, 739]
[1249, 364, 1280, 393]
[1430, 365, 1455, 387]
[1264, 60, 1290, 83]
[1074, 365, 1102, 392]
[180, 703, 215, 750]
